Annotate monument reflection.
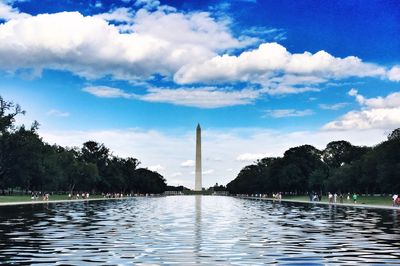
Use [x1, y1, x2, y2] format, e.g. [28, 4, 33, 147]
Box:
[194, 195, 202, 264]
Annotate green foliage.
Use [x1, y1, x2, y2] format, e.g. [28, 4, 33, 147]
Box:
[228, 129, 400, 195]
[0, 96, 166, 195]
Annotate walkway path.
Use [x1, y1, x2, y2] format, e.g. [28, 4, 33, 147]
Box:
[240, 196, 400, 210]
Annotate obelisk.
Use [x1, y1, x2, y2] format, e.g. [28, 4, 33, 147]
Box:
[195, 123, 202, 191]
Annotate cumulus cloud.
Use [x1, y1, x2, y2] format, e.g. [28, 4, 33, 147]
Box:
[174, 42, 386, 85]
[94, 7, 134, 23]
[388, 66, 400, 81]
[348, 89, 400, 108]
[1, 1, 398, 99]
[323, 89, 400, 130]
[0, 1, 30, 20]
[0, 7, 251, 80]
[264, 109, 314, 118]
[236, 152, 270, 162]
[83, 85, 261, 108]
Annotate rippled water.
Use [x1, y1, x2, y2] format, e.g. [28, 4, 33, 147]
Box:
[0, 196, 399, 265]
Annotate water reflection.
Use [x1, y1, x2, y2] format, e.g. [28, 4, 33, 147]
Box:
[0, 196, 399, 265]
[194, 195, 201, 265]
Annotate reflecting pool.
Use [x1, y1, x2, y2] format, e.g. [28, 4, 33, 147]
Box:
[0, 196, 399, 265]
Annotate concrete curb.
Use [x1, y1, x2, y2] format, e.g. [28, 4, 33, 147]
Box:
[0, 196, 145, 207]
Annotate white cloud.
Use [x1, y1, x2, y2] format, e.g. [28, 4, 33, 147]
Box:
[1, 1, 397, 99]
[264, 109, 314, 118]
[174, 42, 386, 85]
[262, 86, 320, 95]
[388, 66, 400, 81]
[83, 85, 261, 108]
[0, 1, 30, 20]
[94, 7, 134, 23]
[148, 164, 165, 172]
[46, 109, 70, 117]
[323, 89, 400, 130]
[134, 0, 161, 10]
[0, 7, 251, 80]
[140, 87, 260, 108]
[319, 102, 348, 110]
[348, 88, 400, 108]
[83, 86, 133, 98]
[236, 152, 270, 162]
[181, 160, 195, 167]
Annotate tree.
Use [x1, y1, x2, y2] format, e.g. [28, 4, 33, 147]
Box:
[323, 141, 354, 168]
[0, 97, 26, 194]
[0, 96, 25, 134]
[388, 128, 400, 141]
[133, 168, 166, 194]
[4, 125, 47, 192]
[0, 95, 166, 195]
[81, 141, 110, 191]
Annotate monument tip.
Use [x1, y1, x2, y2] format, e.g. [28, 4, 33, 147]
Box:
[197, 123, 201, 129]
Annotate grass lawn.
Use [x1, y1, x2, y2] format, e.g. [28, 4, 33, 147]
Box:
[0, 194, 104, 203]
[283, 195, 394, 206]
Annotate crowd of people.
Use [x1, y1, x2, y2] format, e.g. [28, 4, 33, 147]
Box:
[312, 192, 359, 204]
[27, 191, 160, 202]
[324, 192, 358, 204]
[239, 192, 399, 207]
[68, 192, 90, 200]
[31, 192, 49, 201]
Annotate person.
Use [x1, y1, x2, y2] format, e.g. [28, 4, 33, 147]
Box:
[347, 193, 350, 202]
[328, 192, 333, 203]
[352, 193, 358, 204]
[393, 194, 398, 207]
[339, 193, 343, 203]
[334, 193, 337, 203]
[313, 193, 318, 202]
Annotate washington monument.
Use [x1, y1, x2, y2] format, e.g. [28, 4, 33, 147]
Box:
[195, 123, 202, 191]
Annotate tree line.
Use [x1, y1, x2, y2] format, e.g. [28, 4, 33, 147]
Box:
[227, 129, 400, 195]
[0, 96, 167, 195]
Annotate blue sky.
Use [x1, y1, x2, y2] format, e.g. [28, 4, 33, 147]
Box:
[0, 0, 399, 188]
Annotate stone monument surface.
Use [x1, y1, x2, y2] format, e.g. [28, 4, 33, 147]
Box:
[195, 124, 202, 191]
